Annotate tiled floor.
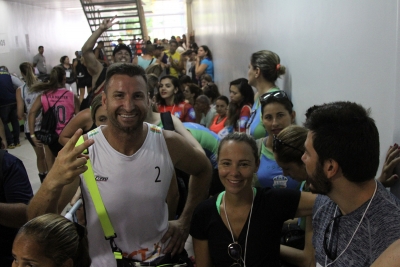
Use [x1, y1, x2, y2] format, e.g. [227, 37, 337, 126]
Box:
[7, 133, 195, 257]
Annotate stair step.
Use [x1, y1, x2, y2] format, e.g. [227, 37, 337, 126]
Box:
[84, 8, 138, 13]
[82, 1, 137, 7]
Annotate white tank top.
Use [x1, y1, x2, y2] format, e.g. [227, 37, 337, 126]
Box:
[81, 123, 174, 266]
[22, 84, 42, 133]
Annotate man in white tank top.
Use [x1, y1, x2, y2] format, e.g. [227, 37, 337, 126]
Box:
[27, 63, 213, 266]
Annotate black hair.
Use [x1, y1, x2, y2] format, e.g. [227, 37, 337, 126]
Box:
[260, 94, 293, 116]
[216, 95, 229, 106]
[156, 75, 184, 105]
[199, 45, 213, 60]
[227, 78, 255, 127]
[60, 56, 68, 64]
[104, 63, 147, 94]
[186, 84, 203, 100]
[38, 46, 43, 50]
[203, 83, 220, 104]
[304, 101, 380, 182]
[179, 75, 192, 86]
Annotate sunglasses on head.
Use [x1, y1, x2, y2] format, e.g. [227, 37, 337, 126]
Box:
[228, 242, 242, 267]
[259, 90, 293, 107]
[273, 136, 304, 153]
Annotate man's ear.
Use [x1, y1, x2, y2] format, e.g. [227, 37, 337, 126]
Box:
[324, 159, 340, 179]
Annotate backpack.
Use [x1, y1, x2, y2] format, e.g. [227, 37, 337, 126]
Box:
[34, 91, 68, 145]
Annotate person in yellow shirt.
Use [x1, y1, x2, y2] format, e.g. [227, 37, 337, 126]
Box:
[165, 40, 183, 78]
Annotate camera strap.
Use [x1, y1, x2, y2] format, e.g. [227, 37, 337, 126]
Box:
[75, 136, 123, 260]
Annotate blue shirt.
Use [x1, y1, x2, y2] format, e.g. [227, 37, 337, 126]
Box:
[201, 58, 214, 81]
[0, 151, 33, 265]
[256, 140, 299, 189]
[0, 71, 17, 106]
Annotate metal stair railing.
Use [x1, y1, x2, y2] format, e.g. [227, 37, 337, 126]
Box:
[79, 0, 147, 63]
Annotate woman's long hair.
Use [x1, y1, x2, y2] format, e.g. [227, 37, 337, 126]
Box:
[19, 62, 38, 89]
[30, 66, 65, 93]
[227, 78, 254, 127]
[156, 75, 184, 105]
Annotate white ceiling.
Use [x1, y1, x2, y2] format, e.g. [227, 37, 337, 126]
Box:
[3, 0, 182, 11]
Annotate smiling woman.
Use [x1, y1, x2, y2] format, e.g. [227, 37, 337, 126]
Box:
[190, 132, 315, 267]
[156, 75, 196, 122]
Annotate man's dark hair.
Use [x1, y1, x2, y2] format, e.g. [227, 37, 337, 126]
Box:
[104, 63, 147, 94]
[170, 40, 178, 46]
[304, 101, 380, 183]
[98, 41, 104, 45]
[38, 46, 43, 50]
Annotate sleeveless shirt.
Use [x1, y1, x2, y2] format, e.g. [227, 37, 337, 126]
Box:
[81, 124, 174, 266]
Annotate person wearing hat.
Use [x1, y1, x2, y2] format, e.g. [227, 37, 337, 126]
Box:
[80, 16, 133, 109]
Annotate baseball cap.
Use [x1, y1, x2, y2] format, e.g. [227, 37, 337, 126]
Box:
[113, 44, 132, 58]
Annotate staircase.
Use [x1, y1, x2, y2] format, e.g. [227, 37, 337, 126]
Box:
[79, 0, 148, 63]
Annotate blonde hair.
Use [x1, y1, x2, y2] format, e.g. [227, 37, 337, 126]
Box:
[30, 66, 65, 93]
[250, 50, 286, 83]
[19, 62, 38, 88]
[274, 125, 307, 165]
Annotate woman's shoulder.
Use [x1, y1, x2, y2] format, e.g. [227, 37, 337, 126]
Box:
[240, 104, 252, 112]
[194, 195, 218, 215]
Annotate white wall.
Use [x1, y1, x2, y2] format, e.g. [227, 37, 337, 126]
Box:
[0, 1, 91, 75]
[192, 0, 400, 172]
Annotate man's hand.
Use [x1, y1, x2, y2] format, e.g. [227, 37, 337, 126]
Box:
[99, 15, 119, 31]
[378, 144, 400, 187]
[161, 219, 189, 256]
[48, 129, 94, 187]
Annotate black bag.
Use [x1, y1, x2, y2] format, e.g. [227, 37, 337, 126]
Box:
[35, 91, 68, 145]
[280, 224, 305, 267]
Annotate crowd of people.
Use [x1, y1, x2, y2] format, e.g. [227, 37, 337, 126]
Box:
[1, 16, 400, 267]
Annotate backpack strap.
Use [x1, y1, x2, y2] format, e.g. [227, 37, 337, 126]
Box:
[44, 90, 69, 110]
[160, 111, 175, 131]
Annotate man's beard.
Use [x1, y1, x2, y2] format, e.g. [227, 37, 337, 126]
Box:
[307, 161, 332, 195]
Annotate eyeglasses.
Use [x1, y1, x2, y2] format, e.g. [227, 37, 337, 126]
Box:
[273, 136, 304, 153]
[259, 90, 293, 107]
[323, 214, 343, 261]
[228, 242, 242, 267]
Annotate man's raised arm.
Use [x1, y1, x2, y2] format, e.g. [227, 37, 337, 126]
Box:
[82, 16, 118, 80]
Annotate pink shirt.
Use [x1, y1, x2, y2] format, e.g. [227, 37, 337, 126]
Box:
[41, 88, 75, 135]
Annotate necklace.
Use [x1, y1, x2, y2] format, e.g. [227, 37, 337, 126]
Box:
[163, 104, 176, 115]
[223, 188, 255, 267]
[325, 180, 378, 266]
